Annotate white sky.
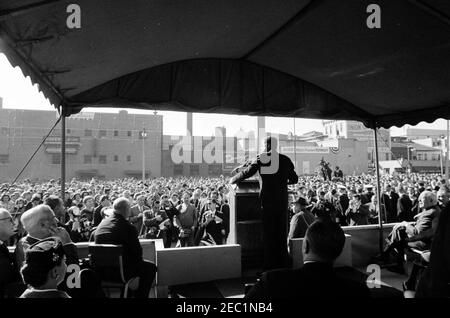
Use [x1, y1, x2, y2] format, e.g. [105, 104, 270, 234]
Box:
[0, 53, 447, 136]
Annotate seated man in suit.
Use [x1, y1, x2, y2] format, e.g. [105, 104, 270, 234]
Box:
[16, 205, 103, 298]
[94, 197, 157, 298]
[16, 205, 78, 267]
[0, 208, 24, 297]
[246, 220, 371, 299]
[377, 190, 441, 274]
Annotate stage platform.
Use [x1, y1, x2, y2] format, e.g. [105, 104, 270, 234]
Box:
[168, 267, 405, 298]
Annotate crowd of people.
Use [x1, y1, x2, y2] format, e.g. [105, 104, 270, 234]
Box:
[1, 172, 449, 298]
[289, 172, 449, 228]
[1, 176, 232, 248]
[1, 172, 449, 248]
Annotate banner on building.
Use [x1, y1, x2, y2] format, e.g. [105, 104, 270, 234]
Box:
[281, 146, 329, 154]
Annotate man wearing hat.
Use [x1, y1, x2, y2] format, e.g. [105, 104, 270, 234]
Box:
[288, 197, 315, 240]
[19, 237, 70, 298]
[361, 185, 374, 205]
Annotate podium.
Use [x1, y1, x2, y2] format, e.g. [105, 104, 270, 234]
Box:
[227, 179, 263, 268]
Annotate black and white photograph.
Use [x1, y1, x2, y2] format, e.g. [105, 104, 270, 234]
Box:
[0, 0, 449, 306]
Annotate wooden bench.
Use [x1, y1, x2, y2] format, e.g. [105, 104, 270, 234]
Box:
[289, 234, 352, 269]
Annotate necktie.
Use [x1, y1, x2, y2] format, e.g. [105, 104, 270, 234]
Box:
[0, 243, 12, 261]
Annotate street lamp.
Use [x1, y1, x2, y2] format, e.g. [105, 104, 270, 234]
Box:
[440, 134, 445, 178]
[406, 145, 415, 174]
[140, 128, 148, 181]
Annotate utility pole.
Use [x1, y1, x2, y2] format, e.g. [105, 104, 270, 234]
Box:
[293, 118, 297, 171]
[446, 120, 449, 181]
[141, 128, 147, 181]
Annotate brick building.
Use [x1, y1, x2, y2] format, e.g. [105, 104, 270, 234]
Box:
[0, 98, 162, 182]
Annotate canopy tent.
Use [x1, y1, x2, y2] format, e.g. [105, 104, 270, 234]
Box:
[1, 0, 449, 253]
[0, 0, 449, 128]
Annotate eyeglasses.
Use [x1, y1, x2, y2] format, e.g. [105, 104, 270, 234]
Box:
[0, 216, 13, 222]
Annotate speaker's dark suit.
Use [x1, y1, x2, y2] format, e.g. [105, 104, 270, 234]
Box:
[246, 262, 371, 299]
[231, 151, 298, 270]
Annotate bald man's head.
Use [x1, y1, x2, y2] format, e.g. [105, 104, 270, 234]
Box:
[21, 204, 57, 239]
[113, 197, 131, 218]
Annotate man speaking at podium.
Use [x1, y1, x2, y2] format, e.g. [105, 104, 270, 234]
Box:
[230, 136, 298, 270]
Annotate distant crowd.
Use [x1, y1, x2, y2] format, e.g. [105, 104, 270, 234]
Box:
[1, 176, 232, 248]
[1, 172, 449, 298]
[1, 173, 449, 248]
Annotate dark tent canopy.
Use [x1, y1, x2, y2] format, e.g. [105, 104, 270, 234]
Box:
[0, 0, 449, 128]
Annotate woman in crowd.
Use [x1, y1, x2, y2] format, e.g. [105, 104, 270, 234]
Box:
[0, 193, 14, 212]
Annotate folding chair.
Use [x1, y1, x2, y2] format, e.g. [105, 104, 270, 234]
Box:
[88, 244, 139, 298]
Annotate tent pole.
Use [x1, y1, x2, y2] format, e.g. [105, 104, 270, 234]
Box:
[373, 124, 384, 253]
[293, 118, 297, 171]
[446, 120, 449, 181]
[60, 106, 66, 204]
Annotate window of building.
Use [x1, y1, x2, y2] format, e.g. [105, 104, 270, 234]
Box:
[99, 130, 107, 138]
[114, 130, 119, 137]
[417, 153, 423, 160]
[126, 155, 131, 162]
[67, 129, 71, 134]
[127, 131, 132, 137]
[114, 155, 118, 162]
[190, 164, 199, 176]
[174, 164, 184, 176]
[1, 127, 9, 135]
[0, 154, 9, 164]
[423, 153, 428, 161]
[85, 129, 92, 137]
[99, 155, 107, 164]
[52, 154, 61, 164]
[385, 153, 389, 161]
[84, 155, 92, 164]
[208, 164, 222, 176]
